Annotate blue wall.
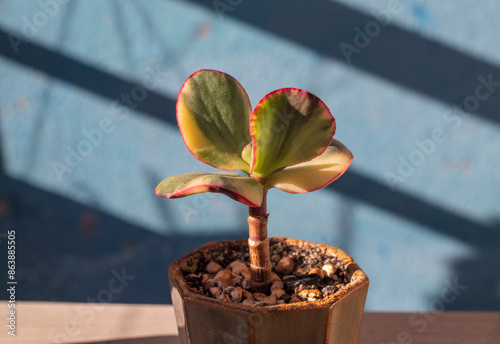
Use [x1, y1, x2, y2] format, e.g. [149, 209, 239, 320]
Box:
[0, 0, 499, 311]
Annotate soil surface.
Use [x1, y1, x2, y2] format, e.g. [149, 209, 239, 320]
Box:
[181, 239, 350, 306]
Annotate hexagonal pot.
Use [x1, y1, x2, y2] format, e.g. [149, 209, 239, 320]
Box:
[168, 237, 369, 344]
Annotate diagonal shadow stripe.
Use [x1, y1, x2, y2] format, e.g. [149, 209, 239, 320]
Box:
[0, 26, 497, 249]
[330, 172, 498, 248]
[186, 0, 500, 124]
[0, 26, 177, 126]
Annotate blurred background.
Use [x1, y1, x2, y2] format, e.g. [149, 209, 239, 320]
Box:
[0, 0, 499, 311]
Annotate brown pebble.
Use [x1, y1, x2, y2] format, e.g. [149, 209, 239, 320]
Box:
[218, 293, 230, 301]
[214, 269, 234, 289]
[253, 293, 266, 301]
[262, 294, 277, 305]
[269, 272, 281, 282]
[230, 287, 243, 302]
[242, 290, 254, 300]
[217, 279, 231, 289]
[204, 279, 216, 289]
[271, 280, 284, 290]
[277, 300, 285, 304]
[209, 287, 221, 298]
[214, 269, 233, 280]
[229, 261, 249, 276]
[276, 257, 294, 275]
[233, 275, 243, 286]
[290, 297, 301, 303]
[242, 299, 254, 306]
[309, 267, 325, 279]
[201, 274, 209, 283]
[242, 278, 252, 290]
[241, 270, 251, 280]
[271, 288, 286, 298]
[206, 261, 222, 274]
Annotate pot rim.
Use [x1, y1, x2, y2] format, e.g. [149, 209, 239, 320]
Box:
[168, 236, 369, 314]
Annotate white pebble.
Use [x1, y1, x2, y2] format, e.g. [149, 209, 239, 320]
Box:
[322, 263, 335, 278]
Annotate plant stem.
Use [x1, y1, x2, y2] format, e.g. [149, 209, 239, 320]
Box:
[248, 186, 272, 287]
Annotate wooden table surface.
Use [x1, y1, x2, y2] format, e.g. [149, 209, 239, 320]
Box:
[1, 302, 499, 343]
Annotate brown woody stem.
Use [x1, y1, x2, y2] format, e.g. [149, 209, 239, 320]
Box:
[248, 185, 272, 286]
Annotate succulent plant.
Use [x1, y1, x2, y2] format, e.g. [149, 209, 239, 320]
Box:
[156, 69, 353, 290]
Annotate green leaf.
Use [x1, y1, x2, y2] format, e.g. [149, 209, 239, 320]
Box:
[177, 70, 252, 173]
[241, 142, 253, 166]
[155, 172, 264, 207]
[250, 88, 335, 178]
[265, 139, 353, 193]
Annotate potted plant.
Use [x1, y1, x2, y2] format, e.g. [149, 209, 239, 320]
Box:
[156, 69, 369, 344]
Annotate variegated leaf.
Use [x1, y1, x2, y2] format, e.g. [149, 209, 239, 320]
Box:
[265, 139, 352, 193]
[250, 88, 335, 178]
[177, 70, 252, 173]
[155, 172, 263, 207]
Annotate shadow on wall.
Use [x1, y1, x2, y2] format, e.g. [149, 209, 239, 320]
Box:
[187, 0, 500, 124]
[443, 242, 500, 311]
[0, 119, 246, 303]
[0, 0, 499, 309]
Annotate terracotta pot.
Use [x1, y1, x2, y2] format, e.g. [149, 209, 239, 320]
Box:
[169, 237, 369, 344]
